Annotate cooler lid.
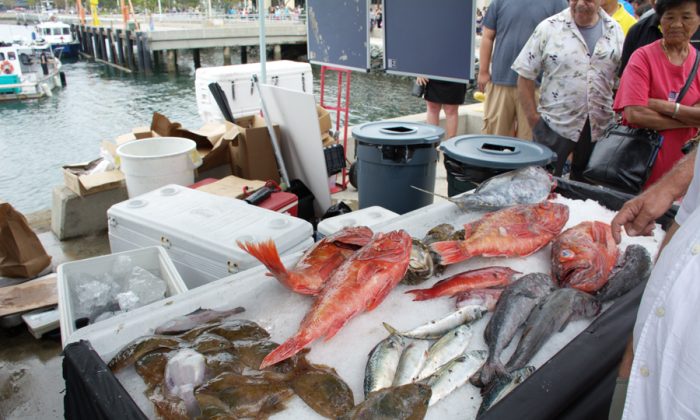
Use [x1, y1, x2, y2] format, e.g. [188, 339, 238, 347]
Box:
[107, 185, 313, 270]
[440, 135, 556, 169]
[352, 121, 444, 146]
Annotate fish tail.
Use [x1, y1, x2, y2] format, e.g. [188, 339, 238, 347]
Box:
[404, 289, 435, 301]
[260, 333, 313, 370]
[237, 239, 291, 285]
[430, 241, 470, 265]
[382, 322, 399, 335]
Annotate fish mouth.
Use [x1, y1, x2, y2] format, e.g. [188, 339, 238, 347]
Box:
[560, 263, 591, 283]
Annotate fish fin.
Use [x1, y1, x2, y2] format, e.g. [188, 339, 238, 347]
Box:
[323, 317, 350, 341]
[259, 333, 314, 369]
[382, 322, 399, 335]
[404, 288, 435, 302]
[411, 185, 452, 201]
[237, 240, 296, 292]
[558, 313, 574, 333]
[430, 241, 470, 265]
[316, 253, 347, 281]
[332, 226, 374, 248]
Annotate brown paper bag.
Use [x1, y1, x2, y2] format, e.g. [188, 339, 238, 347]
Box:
[0, 202, 51, 278]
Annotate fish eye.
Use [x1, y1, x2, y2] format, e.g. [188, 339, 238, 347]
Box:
[560, 249, 574, 258]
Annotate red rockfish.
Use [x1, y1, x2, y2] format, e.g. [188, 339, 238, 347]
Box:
[551, 221, 619, 293]
[260, 230, 412, 369]
[238, 226, 373, 295]
[405, 266, 520, 301]
[430, 202, 570, 266]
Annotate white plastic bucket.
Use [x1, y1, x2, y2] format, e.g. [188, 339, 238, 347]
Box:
[116, 137, 202, 197]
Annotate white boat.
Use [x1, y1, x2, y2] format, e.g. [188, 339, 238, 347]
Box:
[0, 40, 64, 101]
[35, 21, 80, 59]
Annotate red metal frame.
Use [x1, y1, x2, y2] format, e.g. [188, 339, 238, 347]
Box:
[319, 65, 352, 193]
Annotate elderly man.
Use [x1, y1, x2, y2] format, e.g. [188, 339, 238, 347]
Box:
[477, 0, 567, 139]
[512, 0, 624, 180]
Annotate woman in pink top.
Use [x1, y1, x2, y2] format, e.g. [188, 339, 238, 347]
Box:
[614, 0, 700, 189]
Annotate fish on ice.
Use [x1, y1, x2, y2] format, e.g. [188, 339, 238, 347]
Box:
[259, 230, 412, 369]
[405, 266, 520, 301]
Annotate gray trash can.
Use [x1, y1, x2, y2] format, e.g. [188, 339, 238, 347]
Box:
[441, 135, 556, 196]
[353, 122, 444, 214]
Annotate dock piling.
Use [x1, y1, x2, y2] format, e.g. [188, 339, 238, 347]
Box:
[223, 46, 231, 66]
[193, 48, 201, 69]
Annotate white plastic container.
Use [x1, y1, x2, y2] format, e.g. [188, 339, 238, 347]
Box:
[116, 137, 202, 197]
[107, 184, 314, 289]
[317, 206, 399, 238]
[195, 60, 313, 122]
[57, 246, 187, 347]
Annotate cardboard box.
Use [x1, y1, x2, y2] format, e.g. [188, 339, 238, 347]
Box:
[62, 159, 125, 196]
[229, 115, 281, 183]
[195, 175, 266, 199]
[317, 105, 332, 134]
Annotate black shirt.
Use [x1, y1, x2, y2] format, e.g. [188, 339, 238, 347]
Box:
[619, 12, 700, 77]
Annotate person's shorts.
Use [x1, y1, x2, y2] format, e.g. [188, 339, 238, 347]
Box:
[424, 79, 467, 105]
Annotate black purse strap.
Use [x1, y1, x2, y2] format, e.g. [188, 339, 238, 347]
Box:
[676, 51, 700, 103]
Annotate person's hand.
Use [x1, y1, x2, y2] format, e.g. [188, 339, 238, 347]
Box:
[416, 77, 428, 86]
[477, 71, 491, 93]
[610, 185, 675, 243]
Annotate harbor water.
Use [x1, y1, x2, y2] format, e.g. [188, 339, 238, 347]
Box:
[0, 23, 431, 214]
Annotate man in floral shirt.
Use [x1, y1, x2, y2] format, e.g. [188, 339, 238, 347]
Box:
[512, 0, 624, 180]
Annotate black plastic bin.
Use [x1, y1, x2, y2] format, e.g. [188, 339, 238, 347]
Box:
[352, 121, 444, 214]
[441, 135, 556, 196]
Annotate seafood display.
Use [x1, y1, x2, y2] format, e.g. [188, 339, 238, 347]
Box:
[472, 273, 556, 388]
[340, 383, 432, 420]
[430, 202, 569, 265]
[448, 166, 555, 211]
[385, 306, 486, 340]
[364, 332, 406, 396]
[551, 221, 619, 292]
[425, 351, 486, 406]
[597, 245, 652, 302]
[238, 226, 373, 295]
[108, 313, 355, 419]
[406, 266, 520, 301]
[505, 288, 601, 372]
[260, 230, 412, 369]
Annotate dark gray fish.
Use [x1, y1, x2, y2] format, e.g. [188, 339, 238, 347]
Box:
[413, 166, 554, 212]
[154, 306, 245, 335]
[505, 288, 601, 372]
[471, 273, 555, 388]
[340, 383, 432, 420]
[597, 245, 652, 302]
[477, 366, 535, 416]
[401, 239, 435, 285]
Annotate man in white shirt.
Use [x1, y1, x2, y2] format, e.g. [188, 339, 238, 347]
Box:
[609, 148, 700, 419]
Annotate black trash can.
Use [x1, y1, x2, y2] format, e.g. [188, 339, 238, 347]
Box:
[441, 135, 556, 196]
[352, 122, 444, 214]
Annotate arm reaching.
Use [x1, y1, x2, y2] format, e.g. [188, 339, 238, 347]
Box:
[610, 149, 696, 243]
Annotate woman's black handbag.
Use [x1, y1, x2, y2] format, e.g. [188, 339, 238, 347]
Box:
[582, 125, 663, 194]
[583, 52, 700, 194]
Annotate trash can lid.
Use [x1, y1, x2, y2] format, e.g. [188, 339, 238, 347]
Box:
[352, 121, 445, 146]
[440, 135, 556, 169]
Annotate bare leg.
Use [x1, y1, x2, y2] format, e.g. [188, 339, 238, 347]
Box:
[443, 104, 459, 139]
[426, 100, 441, 127]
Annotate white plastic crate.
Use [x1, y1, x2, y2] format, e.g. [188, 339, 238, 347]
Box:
[57, 246, 187, 347]
[107, 184, 314, 289]
[195, 60, 313, 122]
[317, 206, 399, 238]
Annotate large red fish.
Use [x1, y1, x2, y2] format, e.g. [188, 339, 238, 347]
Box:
[405, 266, 520, 301]
[238, 226, 373, 295]
[551, 221, 619, 293]
[260, 230, 412, 369]
[430, 202, 570, 266]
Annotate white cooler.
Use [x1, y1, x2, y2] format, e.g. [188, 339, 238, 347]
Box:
[107, 184, 314, 289]
[317, 206, 399, 238]
[195, 60, 313, 122]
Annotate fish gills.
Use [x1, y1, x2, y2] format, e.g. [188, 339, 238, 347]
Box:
[259, 230, 412, 369]
[430, 202, 569, 265]
[505, 288, 601, 372]
[551, 221, 619, 292]
[472, 273, 555, 388]
[238, 226, 373, 295]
